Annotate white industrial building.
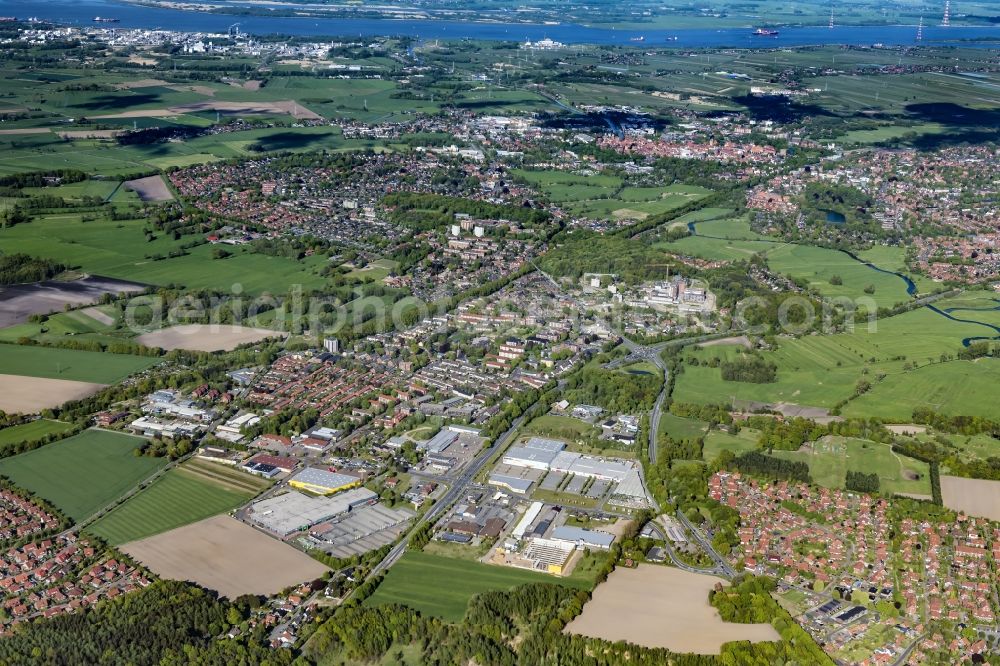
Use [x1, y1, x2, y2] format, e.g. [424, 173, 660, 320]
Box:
[502, 437, 565, 470]
[549, 451, 635, 482]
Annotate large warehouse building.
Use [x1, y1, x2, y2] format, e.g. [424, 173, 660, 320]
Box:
[289, 467, 362, 495]
[502, 437, 565, 470]
[248, 487, 377, 536]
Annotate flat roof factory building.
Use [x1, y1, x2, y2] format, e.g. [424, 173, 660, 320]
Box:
[550, 525, 615, 550]
[502, 437, 565, 470]
[248, 487, 377, 536]
[289, 467, 362, 495]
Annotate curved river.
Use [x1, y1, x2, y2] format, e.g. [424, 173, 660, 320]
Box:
[685, 220, 1000, 345]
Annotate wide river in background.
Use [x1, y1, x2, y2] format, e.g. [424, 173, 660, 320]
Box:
[6, 0, 1000, 46]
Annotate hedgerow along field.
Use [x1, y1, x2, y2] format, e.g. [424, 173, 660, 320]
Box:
[87, 460, 270, 545]
[0, 419, 74, 452]
[365, 551, 591, 622]
[0, 344, 159, 384]
[0, 429, 166, 521]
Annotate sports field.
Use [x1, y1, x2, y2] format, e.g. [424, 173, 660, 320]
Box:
[365, 551, 590, 622]
[0, 429, 165, 521]
[87, 460, 270, 545]
[0, 344, 158, 384]
[0, 419, 74, 452]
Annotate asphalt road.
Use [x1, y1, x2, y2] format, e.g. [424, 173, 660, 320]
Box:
[370, 406, 534, 576]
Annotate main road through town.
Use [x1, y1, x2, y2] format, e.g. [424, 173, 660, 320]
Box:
[369, 405, 536, 577]
[367, 262, 740, 583]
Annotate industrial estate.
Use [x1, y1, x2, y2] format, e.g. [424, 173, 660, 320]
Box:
[0, 5, 999, 665]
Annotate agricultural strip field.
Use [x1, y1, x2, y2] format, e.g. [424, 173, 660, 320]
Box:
[0, 275, 145, 328]
[0, 344, 158, 383]
[136, 324, 287, 352]
[0, 429, 165, 521]
[940, 476, 1000, 522]
[87, 460, 269, 545]
[121, 515, 329, 599]
[566, 564, 779, 654]
[0, 419, 74, 452]
[365, 551, 591, 622]
[0, 375, 106, 415]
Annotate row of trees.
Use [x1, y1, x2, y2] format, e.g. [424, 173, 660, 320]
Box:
[845, 470, 880, 493]
[724, 450, 812, 483]
[0, 253, 65, 286]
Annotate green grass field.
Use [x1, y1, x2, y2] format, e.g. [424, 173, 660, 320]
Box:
[770, 436, 931, 496]
[658, 412, 708, 440]
[842, 358, 1000, 420]
[525, 414, 594, 437]
[673, 307, 997, 416]
[87, 461, 266, 544]
[766, 244, 913, 308]
[0, 344, 159, 383]
[0, 419, 74, 451]
[365, 551, 591, 622]
[702, 428, 759, 462]
[0, 213, 331, 294]
[0, 429, 165, 521]
[0, 307, 120, 345]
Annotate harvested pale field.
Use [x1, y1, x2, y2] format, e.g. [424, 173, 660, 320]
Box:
[0, 275, 146, 327]
[122, 515, 328, 598]
[243, 80, 263, 90]
[136, 324, 287, 352]
[941, 476, 1000, 521]
[91, 100, 320, 120]
[0, 128, 49, 135]
[566, 565, 779, 654]
[125, 175, 174, 201]
[884, 424, 927, 435]
[699, 335, 752, 349]
[611, 208, 649, 220]
[116, 76, 166, 86]
[0, 374, 105, 414]
[81, 306, 115, 326]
